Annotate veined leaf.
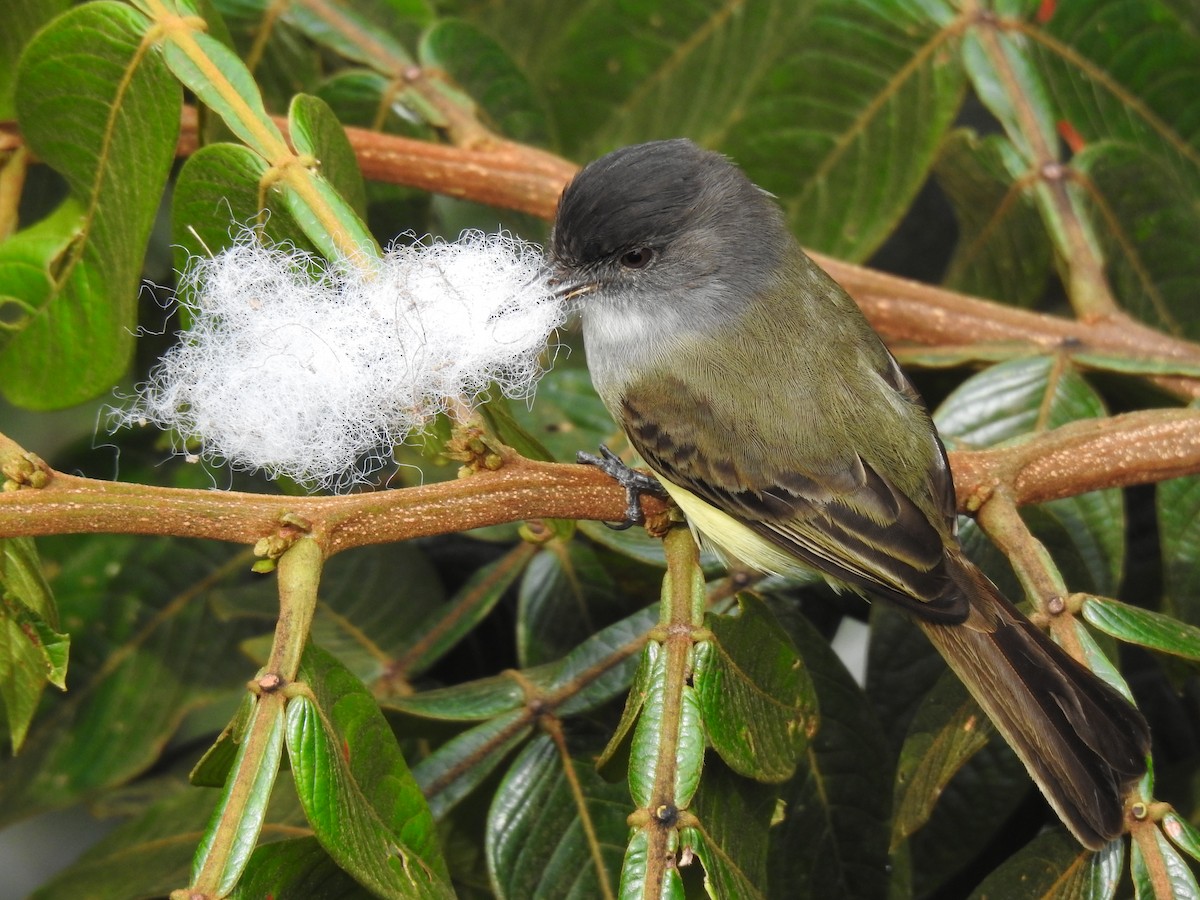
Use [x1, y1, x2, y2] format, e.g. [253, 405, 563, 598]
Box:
[1159, 474, 1200, 627]
[694, 595, 817, 783]
[890, 672, 994, 850]
[472, 0, 965, 261]
[1035, 0, 1200, 196]
[1074, 140, 1200, 339]
[0, 537, 269, 826]
[286, 644, 452, 898]
[967, 829, 1123, 899]
[687, 758, 775, 900]
[485, 735, 628, 899]
[7, 1, 180, 408]
[1131, 824, 1200, 899]
[1082, 595, 1200, 662]
[935, 129, 1052, 307]
[229, 837, 376, 899]
[768, 611, 890, 899]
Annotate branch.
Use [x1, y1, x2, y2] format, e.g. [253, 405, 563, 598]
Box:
[6, 113, 1200, 397]
[819, 254, 1200, 399]
[948, 408, 1200, 508]
[3, 409, 1198, 553]
[0, 435, 661, 555]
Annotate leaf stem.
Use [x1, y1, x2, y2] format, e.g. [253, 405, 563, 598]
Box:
[182, 691, 286, 900]
[143, 1, 377, 268]
[267, 536, 324, 682]
[968, 5, 1117, 319]
[637, 526, 705, 895]
[1131, 819, 1174, 899]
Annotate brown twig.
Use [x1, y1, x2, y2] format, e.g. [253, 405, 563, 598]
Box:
[948, 408, 1200, 509]
[4, 409, 1199, 553]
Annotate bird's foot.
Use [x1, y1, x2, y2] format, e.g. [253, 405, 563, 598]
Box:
[577, 445, 668, 530]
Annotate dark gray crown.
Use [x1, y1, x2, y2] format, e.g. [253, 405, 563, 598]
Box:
[551, 139, 768, 267]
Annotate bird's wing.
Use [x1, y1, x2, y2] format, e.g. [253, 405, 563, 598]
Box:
[618, 368, 968, 623]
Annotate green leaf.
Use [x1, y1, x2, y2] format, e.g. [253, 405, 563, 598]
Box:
[286, 644, 452, 897]
[0, 203, 81, 359]
[390, 543, 533, 680]
[1132, 825, 1200, 900]
[550, 601, 658, 716]
[229, 836, 376, 899]
[0, 544, 69, 751]
[0, 0, 69, 118]
[866, 602, 945, 750]
[768, 611, 891, 899]
[517, 540, 624, 667]
[967, 828, 1123, 899]
[162, 30, 285, 157]
[597, 640, 656, 773]
[909, 739, 1032, 897]
[0, 536, 56, 627]
[507, 365, 619, 464]
[0, 537, 270, 825]
[392, 598, 655, 723]
[211, 0, 322, 115]
[1074, 141, 1200, 339]
[30, 782, 212, 900]
[890, 672, 993, 849]
[694, 595, 817, 783]
[274, 161, 381, 264]
[1036, 0, 1200, 197]
[687, 757, 775, 900]
[476, 394, 558, 463]
[1165, 811, 1200, 866]
[413, 710, 532, 820]
[419, 19, 551, 144]
[1082, 595, 1200, 662]
[388, 673, 528, 721]
[191, 692, 286, 896]
[314, 69, 416, 132]
[190, 691, 256, 788]
[934, 129, 1052, 307]
[960, 13, 1058, 170]
[935, 356, 1105, 448]
[7, 1, 181, 408]
[396, 601, 655, 818]
[485, 0, 964, 260]
[1160, 474, 1200, 627]
[31, 773, 310, 900]
[160, 23, 379, 263]
[171, 142, 305, 266]
[305, 542, 445, 684]
[617, 828, 685, 900]
[288, 93, 369, 220]
[485, 735, 628, 899]
[283, 0, 416, 70]
[281, 0, 462, 132]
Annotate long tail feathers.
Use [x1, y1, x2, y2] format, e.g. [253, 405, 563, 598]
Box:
[919, 555, 1149, 849]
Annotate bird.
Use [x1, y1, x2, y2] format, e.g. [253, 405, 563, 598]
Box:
[545, 137, 1149, 849]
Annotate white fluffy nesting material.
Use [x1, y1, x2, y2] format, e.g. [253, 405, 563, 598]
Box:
[114, 231, 565, 490]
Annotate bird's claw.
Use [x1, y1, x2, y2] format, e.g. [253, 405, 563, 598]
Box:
[577, 445, 667, 530]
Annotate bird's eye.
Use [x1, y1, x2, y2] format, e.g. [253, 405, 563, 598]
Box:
[619, 247, 654, 269]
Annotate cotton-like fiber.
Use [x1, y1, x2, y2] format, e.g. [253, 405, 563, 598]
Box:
[113, 231, 565, 489]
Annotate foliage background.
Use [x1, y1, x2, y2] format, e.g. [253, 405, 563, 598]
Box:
[2, 0, 1200, 897]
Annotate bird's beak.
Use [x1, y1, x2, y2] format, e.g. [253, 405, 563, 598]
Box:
[543, 261, 598, 304]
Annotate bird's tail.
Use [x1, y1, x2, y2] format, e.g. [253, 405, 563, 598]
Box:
[918, 553, 1150, 849]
